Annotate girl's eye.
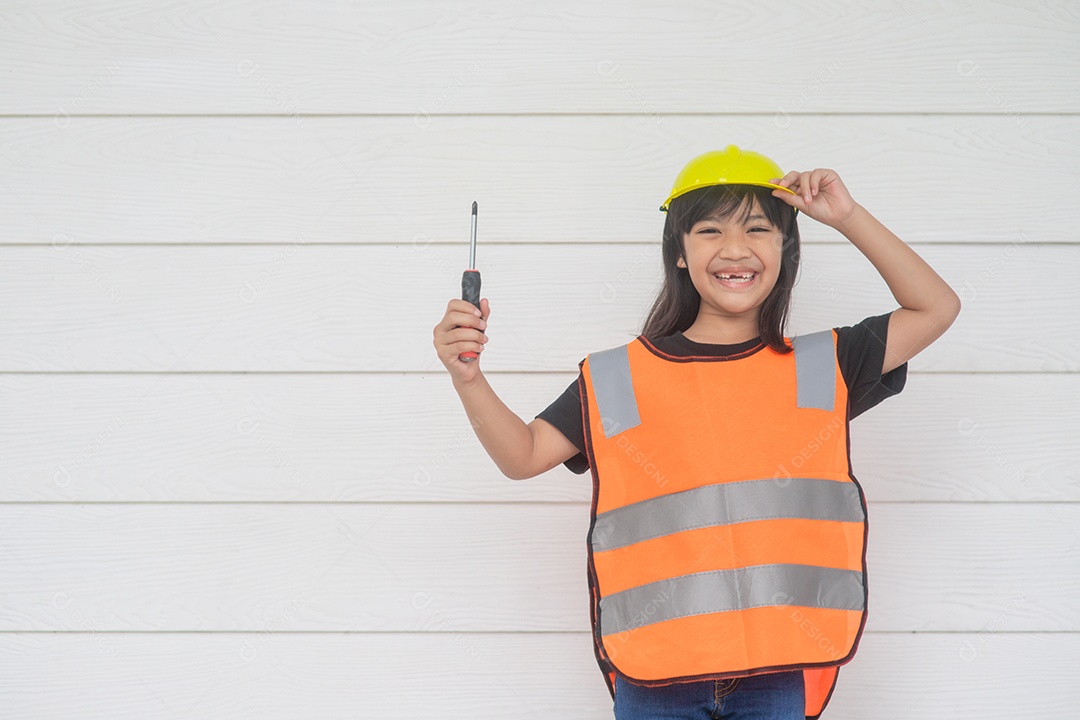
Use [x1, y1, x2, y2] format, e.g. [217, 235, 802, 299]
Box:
[699, 227, 768, 234]
[697, 227, 770, 233]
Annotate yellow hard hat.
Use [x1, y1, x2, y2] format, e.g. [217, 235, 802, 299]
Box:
[659, 144, 798, 213]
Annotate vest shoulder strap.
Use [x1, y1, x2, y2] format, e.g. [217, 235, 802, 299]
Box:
[587, 329, 837, 433]
[585, 342, 640, 439]
[792, 329, 836, 411]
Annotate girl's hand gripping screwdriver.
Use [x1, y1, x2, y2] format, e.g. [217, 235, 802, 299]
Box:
[458, 201, 482, 362]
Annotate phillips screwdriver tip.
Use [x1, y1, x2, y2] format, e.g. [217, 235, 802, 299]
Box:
[472, 201, 477, 214]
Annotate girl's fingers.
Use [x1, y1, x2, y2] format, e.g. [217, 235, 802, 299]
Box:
[777, 169, 827, 204]
[786, 170, 801, 186]
[815, 168, 836, 196]
[442, 329, 487, 355]
[444, 310, 485, 331]
[453, 339, 485, 354]
[817, 168, 830, 193]
[447, 324, 487, 342]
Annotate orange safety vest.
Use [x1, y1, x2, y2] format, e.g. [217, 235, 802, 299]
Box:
[578, 329, 867, 720]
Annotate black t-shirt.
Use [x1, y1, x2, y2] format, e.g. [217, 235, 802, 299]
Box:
[534, 311, 908, 475]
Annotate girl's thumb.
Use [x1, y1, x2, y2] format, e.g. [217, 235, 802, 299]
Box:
[772, 188, 801, 211]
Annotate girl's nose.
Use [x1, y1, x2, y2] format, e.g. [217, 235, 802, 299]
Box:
[718, 234, 752, 257]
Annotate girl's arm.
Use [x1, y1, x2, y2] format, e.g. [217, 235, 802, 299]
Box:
[451, 372, 579, 480]
[772, 170, 962, 375]
[835, 204, 961, 374]
[434, 297, 578, 480]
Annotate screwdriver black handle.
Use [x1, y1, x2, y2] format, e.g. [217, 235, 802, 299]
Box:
[459, 269, 482, 362]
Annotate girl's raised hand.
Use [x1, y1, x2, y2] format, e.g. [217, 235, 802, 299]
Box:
[770, 169, 859, 229]
[433, 297, 491, 386]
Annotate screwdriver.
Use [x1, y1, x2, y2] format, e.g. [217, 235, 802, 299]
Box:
[458, 201, 481, 362]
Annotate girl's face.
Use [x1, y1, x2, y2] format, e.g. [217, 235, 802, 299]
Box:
[676, 197, 783, 325]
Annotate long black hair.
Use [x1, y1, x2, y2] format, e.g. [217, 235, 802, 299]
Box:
[640, 184, 801, 354]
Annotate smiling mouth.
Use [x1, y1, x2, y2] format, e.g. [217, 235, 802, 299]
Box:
[712, 272, 758, 288]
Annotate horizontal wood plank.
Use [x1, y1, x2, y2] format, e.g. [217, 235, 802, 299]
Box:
[0, 632, 1076, 718]
[1, 373, 1074, 503]
[1, 503, 1075, 632]
[2, 1, 1076, 114]
[1, 115, 1076, 245]
[0, 242, 1072, 372]
[5, 4, 1077, 718]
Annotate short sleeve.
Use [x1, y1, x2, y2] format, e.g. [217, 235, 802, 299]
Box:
[835, 311, 908, 420]
[534, 371, 590, 474]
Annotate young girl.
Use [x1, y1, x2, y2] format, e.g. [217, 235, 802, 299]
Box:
[433, 145, 961, 719]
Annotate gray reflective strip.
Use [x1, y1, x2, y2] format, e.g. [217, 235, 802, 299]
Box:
[599, 563, 864, 636]
[793, 330, 835, 410]
[592, 477, 863, 552]
[588, 344, 641, 438]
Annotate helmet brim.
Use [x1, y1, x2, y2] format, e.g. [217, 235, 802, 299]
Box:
[659, 182, 799, 213]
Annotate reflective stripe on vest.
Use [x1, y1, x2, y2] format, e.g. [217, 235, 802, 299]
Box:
[579, 330, 865, 719]
[600, 563, 864, 636]
[592, 476, 863, 552]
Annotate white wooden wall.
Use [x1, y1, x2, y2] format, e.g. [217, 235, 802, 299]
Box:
[1, 1, 1078, 717]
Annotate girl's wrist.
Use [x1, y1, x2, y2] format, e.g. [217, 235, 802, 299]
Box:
[833, 202, 866, 233]
[453, 369, 486, 393]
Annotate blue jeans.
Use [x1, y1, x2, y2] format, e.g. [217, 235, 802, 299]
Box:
[613, 670, 804, 720]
